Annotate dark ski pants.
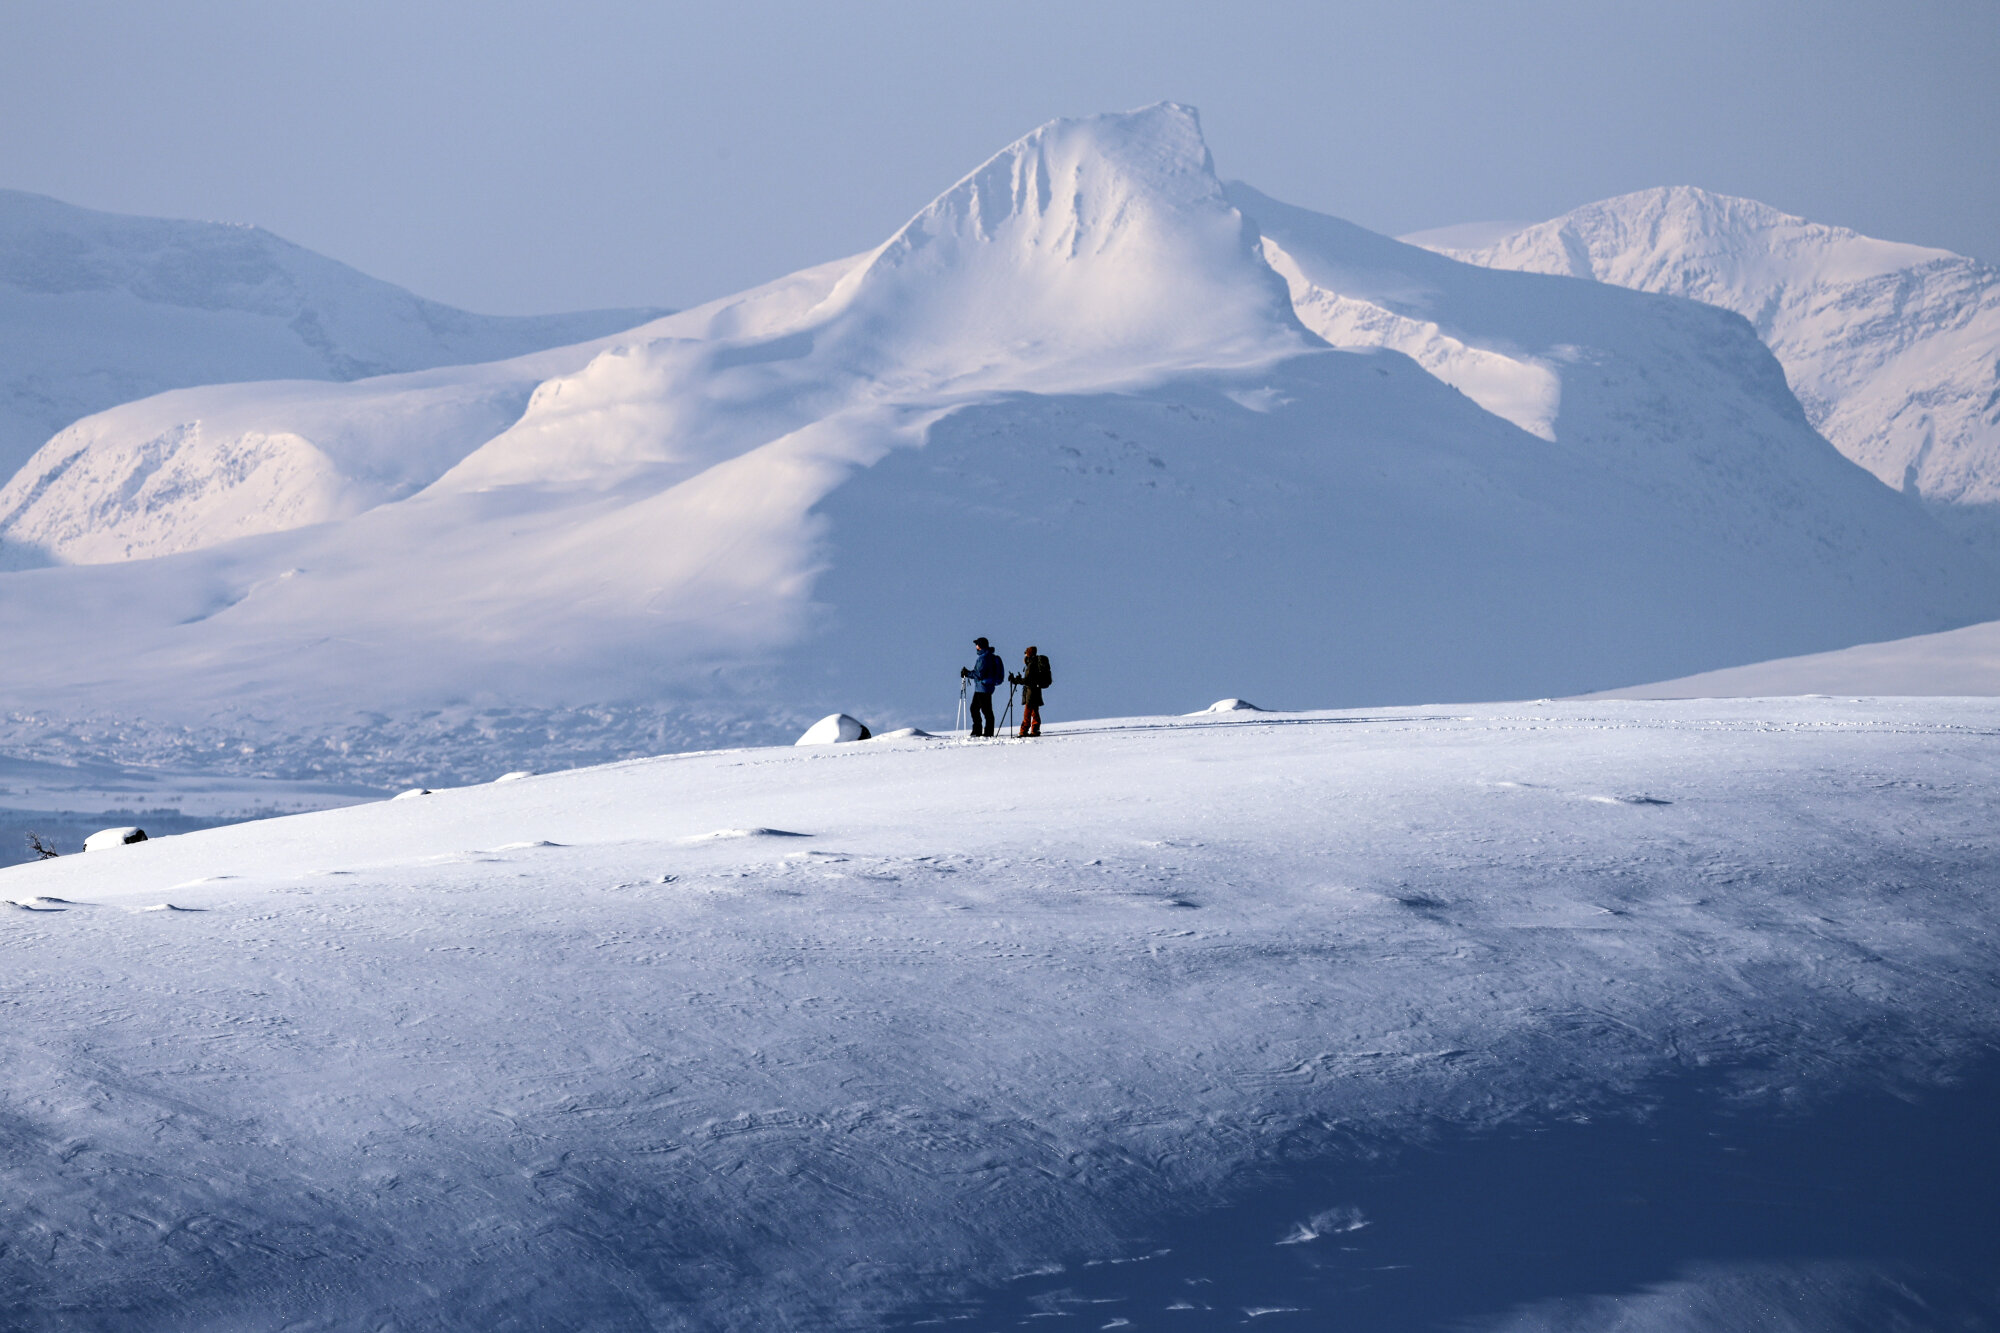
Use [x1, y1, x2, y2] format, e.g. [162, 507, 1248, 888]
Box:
[1018, 704, 1041, 737]
[970, 691, 995, 737]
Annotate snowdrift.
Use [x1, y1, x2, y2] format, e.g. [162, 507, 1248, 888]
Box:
[795, 712, 871, 744]
[1413, 187, 2000, 558]
[0, 107, 1995, 785]
[2, 701, 1996, 1328]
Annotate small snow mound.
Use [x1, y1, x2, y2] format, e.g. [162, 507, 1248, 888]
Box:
[494, 771, 535, 783]
[869, 727, 933, 740]
[795, 714, 872, 745]
[1195, 698, 1266, 714]
[682, 827, 811, 843]
[135, 903, 202, 913]
[496, 840, 563, 850]
[392, 788, 432, 800]
[82, 827, 147, 851]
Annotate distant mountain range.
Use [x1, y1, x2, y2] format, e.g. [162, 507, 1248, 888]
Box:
[1409, 187, 2000, 559]
[0, 108, 1994, 783]
[0, 187, 666, 479]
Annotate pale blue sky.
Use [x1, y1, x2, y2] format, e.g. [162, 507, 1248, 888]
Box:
[4, 1, 1995, 314]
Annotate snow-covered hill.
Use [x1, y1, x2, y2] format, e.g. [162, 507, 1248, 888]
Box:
[0, 339, 648, 565]
[1583, 615, 2000, 699]
[0, 107, 1995, 786]
[1411, 187, 2000, 558]
[0, 187, 664, 482]
[3, 701, 1997, 1329]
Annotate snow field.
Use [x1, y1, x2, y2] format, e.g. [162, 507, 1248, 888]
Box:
[2, 700, 1997, 1328]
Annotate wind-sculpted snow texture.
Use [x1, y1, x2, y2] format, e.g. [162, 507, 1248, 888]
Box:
[0, 187, 663, 483]
[1, 701, 1997, 1329]
[1417, 187, 2000, 558]
[1, 107, 1997, 784]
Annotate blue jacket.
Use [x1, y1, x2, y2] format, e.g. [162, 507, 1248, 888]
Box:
[970, 648, 1003, 692]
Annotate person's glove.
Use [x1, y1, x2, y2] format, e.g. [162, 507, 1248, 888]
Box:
[960, 667, 972, 679]
[1007, 673, 1022, 685]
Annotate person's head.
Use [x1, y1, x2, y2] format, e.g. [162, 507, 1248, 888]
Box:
[973, 637, 989, 650]
[1024, 645, 1037, 657]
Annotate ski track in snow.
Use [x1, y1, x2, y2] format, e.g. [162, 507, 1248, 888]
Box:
[0, 699, 1997, 1330]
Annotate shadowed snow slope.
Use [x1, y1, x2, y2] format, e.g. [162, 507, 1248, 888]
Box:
[1, 701, 1996, 1329]
[1, 108, 1996, 784]
[1414, 187, 2000, 558]
[0, 187, 664, 485]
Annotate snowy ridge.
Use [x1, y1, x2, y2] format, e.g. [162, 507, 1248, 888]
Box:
[0, 187, 664, 483]
[1238, 187, 1561, 439]
[2, 701, 1997, 1327]
[1416, 187, 2000, 557]
[817, 102, 1309, 389]
[1259, 234, 1561, 440]
[0, 108, 1996, 782]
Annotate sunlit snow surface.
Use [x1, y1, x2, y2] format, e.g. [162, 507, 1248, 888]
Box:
[3, 700, 1996, 1330]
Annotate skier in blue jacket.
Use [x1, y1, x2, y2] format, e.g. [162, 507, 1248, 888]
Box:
[961, 637, 1004, 738]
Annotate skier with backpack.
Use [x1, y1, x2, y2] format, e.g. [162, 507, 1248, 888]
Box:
[1010, 645, 1052, 738]
[961, 637, 1005, 738]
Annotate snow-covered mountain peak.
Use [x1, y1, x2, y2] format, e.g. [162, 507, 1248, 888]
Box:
[1480, 186, 1958, 297]
[0, 187, 350, 305]
[869, 102, 1226, 267]
[432, 104, 1314, 494]
[1419, 186, 2000, 556]
[0, 187, 666, 485]
[814, 102, 1310, 388]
